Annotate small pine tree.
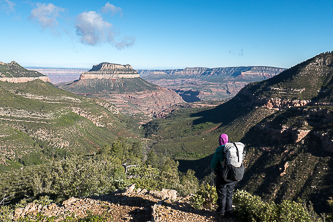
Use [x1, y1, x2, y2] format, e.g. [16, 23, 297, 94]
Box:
[131, 141, 143, 159]
[145, 151, 159, 168]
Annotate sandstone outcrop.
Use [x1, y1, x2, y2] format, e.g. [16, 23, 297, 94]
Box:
[253, 107, 333, 152]
[239, 86, 333, 111]
[80, 73, 140, 79]
[279, 162, 289, 176]
[241, 93, 312, 110]
[80, 63, 140, 79]
[0, 76, 50, 83]
[71, 107, 105, 127]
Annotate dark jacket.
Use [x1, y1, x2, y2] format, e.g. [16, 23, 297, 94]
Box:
[211, 145, 225, 173]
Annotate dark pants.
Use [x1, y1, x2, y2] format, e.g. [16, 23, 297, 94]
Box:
[216, 175, 237, 214]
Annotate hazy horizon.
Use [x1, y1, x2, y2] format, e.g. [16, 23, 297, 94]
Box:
[24, 64, 287, 70]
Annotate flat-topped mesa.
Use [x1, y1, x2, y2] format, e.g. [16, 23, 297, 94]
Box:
[80, 62, 140, 80]
[0, 61, 50, 83]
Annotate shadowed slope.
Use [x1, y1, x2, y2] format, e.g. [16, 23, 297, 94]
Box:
[144, 52, 333, 213]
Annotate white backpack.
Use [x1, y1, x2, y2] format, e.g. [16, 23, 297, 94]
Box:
[224, 142, 245, 167]
[221, 142, 246, 182]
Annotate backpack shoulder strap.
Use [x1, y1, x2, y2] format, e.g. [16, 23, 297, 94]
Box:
[233, 142, 240, 163]
[219, 146, 227, 169]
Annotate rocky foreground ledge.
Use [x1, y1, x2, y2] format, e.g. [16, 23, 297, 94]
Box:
[12, 184, 239, 222]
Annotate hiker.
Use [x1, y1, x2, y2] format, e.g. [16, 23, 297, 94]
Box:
[211, 134, 245, 217]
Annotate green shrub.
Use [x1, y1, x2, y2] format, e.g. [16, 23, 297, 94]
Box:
[15, 198, 28, 209]
[233, 190, 277, 221]
[233, 190, 323, 222]
[190, 184, 217, 209]
[33, 195, 53, 206]
[17, 213, 57, 222]
[179, 169, 199, 196]
[0, 153, 127, 204]
[77, 210, 114, 221]
[15, 210, 114, 222]
[0, 205, 13, 222]
[327, 197, 333, 221]
[278, 200, 313, 222]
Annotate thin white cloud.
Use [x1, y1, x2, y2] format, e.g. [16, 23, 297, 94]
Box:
[113, 35, 136, 50]
[75, 10, 135, 49]
[101, 2, 122, 16]
[29, 3, 64, 29]
[1, 0, 16, 14]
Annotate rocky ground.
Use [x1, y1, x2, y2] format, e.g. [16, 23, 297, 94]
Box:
[13, 185, 240, 222]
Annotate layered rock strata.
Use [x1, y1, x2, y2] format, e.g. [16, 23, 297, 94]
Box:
[97, 87, 184, 118]
[239, 90, 312, 110]
[58, 63, 185, 120]
[80, 63, 140, 79]
[139, 66, 285, 101]
[139, 66, 285, 78]
[0, 76, 50, 83]
[80, 73, 140, 79]
[253, 107, 333, 152]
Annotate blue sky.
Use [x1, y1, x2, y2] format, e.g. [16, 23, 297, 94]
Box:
[0, 0, 332, 69]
